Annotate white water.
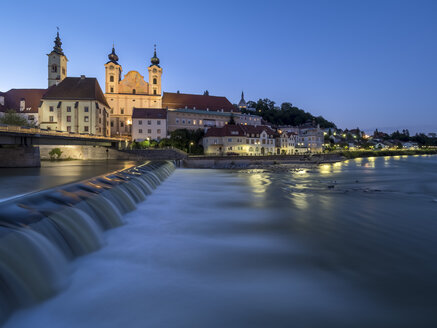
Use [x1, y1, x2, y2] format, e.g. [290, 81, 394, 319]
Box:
[4, 168, 399, 328]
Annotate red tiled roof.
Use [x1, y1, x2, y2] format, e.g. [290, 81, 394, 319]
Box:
[0, 89, 47, 113]
[163, 92, 237, 112]
[132, 108, 167, 119]
[42, 77, 109, 107]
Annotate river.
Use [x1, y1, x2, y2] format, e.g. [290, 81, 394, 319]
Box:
[0, 160, 138, 201]
[4, 155, 437, 327]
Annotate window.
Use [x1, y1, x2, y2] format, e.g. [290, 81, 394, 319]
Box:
[193, 120, 197, 125]
[62, 67, 66, 75]
[157, 120, 161, 125]
[110, 87, 114, 93]
[157, 129, 161, 134]
[49, 106, 54, 112]
[153, 78, 157, 84]
[110, 75, 114, 82]
[67, 106, 71, 112]
[67, 126, 71, 132]
[49, 116, 54, 122]
[51, 65, 57, 73]
[84, 126, 89, 132]
[120, 122, 124, 127]
[132, 89, 136, 94]
[67, 116, 71, 122]
[121, 108, 124, 114]
[148, 129, 152, 134]
[139, 120, 142, 125]
[28, 115, 34, 120]
[182, 120, 186, 124]
[84, 116, 89, 122]
[99, 118, 102, 124]
[228, 138, 232, 142]
[147, 120, 151, 125]
[188, 120, 191, 124]
[110, 122, 114, 127]
[84, 107, 89, 112]
[111, 109, 114, 114]
[176, 119, 179, 124]
[139, 129, 143, 133]
[199, 120, 203, 125]
[153, 89, 157, 95]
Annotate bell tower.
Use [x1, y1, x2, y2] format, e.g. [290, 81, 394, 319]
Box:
[104, 45, 122, 94]
[47, 28, 67, 87]
[148, 45, 162, 96]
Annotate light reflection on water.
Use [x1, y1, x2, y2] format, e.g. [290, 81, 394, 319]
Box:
[5, 156, 437, 328]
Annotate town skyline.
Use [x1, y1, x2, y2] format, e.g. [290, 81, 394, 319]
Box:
[1, 0, 436, 132]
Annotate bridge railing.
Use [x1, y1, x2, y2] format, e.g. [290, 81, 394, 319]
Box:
[0, 125, 129, 142]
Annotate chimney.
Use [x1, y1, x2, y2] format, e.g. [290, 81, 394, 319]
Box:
[20, 98, 25, 111]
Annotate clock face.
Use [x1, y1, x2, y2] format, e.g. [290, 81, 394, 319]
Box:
[109, 66, 114, 70]
[153, 68, 157, 73]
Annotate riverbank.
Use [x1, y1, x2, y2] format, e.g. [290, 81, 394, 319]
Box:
[337, 149, 437, 159]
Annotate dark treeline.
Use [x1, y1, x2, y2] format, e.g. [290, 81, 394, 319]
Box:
[241, 98, 336, 129]
[374, 129, 437, 146]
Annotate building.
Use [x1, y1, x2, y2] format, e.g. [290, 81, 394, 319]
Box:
[167, 108, 262, 132]
[279, 122, 324, 153]
[0, 89, 46, 126]
[203, 125, 277, 156]
[105, 45, 162, 136]
[277, 132, 297, 155]
[39, 76, 110, 136]
[132, 108, 167, 141]
[47, 30, 67, 87]
[163, 92, 236, 112]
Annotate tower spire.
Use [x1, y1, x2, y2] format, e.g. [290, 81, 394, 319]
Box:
[52, 27, 64, 56]
[150, 44, 160, 67]
[108, 44, 119, 64]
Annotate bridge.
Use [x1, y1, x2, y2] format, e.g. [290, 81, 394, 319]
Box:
[0, 125, 130, 168]
[0, 125, 128, 147]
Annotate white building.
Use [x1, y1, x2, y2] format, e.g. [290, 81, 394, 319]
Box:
[277, 132, 297, 155]
[39, 76, 110, 136]
[203, 125, 276, 156]
[279, 122, 324, 153]
[132, 108, 167, 141]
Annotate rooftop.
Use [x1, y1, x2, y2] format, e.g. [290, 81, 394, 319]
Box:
[0, 89, 47, 113]
[163, 92, 237, 112]
[132, 108, 167, 119]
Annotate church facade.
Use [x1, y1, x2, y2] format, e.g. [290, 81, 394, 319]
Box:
[104, 46, 162, 136]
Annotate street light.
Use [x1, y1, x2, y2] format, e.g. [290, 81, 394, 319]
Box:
[189, 141, 194, 153]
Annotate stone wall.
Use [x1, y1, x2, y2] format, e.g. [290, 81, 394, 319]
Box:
[39, 145, 187, 161]
[0, 146, 41, 168]
[184, 154, 342, 169]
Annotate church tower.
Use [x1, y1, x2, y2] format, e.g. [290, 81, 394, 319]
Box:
[148, 45, 162, 96]
[47, 29, 67, 87]
[104, 45, 122, 94]
[238, 91, 247, 109]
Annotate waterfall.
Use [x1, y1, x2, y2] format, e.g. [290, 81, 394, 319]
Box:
[0, 161, 175, 324]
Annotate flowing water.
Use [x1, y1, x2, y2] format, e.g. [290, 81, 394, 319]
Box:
[3, 156, 437, 327]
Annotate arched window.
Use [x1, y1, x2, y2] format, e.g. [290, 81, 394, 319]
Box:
[153, 78, 157, 84]
[110, 75, 114, 82]
[153, 89, 157, 95]
[51, 64, 57, 73]
[132, 89, 136, 94]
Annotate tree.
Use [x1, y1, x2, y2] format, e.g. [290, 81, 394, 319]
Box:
[49, 148, 63, 160]
[0, 110, 32, 127]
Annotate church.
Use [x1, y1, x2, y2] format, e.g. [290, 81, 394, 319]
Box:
[104, 46, 162, 136]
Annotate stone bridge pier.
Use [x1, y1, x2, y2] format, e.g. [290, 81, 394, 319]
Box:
[0, 146, 41, 168]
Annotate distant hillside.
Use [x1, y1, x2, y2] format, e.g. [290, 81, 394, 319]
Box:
[242, 99, 336, 129]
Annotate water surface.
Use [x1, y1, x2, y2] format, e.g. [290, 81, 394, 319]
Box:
[6, 155, 437, 327]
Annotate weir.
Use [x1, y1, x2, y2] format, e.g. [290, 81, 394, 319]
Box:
[0, 160, 175, 324]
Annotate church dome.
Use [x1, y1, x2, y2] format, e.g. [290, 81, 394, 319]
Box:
[108, 46, 119, 64]
[150, 45, 160, 67]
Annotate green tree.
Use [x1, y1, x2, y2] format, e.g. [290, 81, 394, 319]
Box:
[49, 148, 63, 160]
[228, 113, 236, 125]
[0, 110, 33, 127]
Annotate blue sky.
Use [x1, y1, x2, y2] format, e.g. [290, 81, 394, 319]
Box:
[1, 0, 436, 132]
